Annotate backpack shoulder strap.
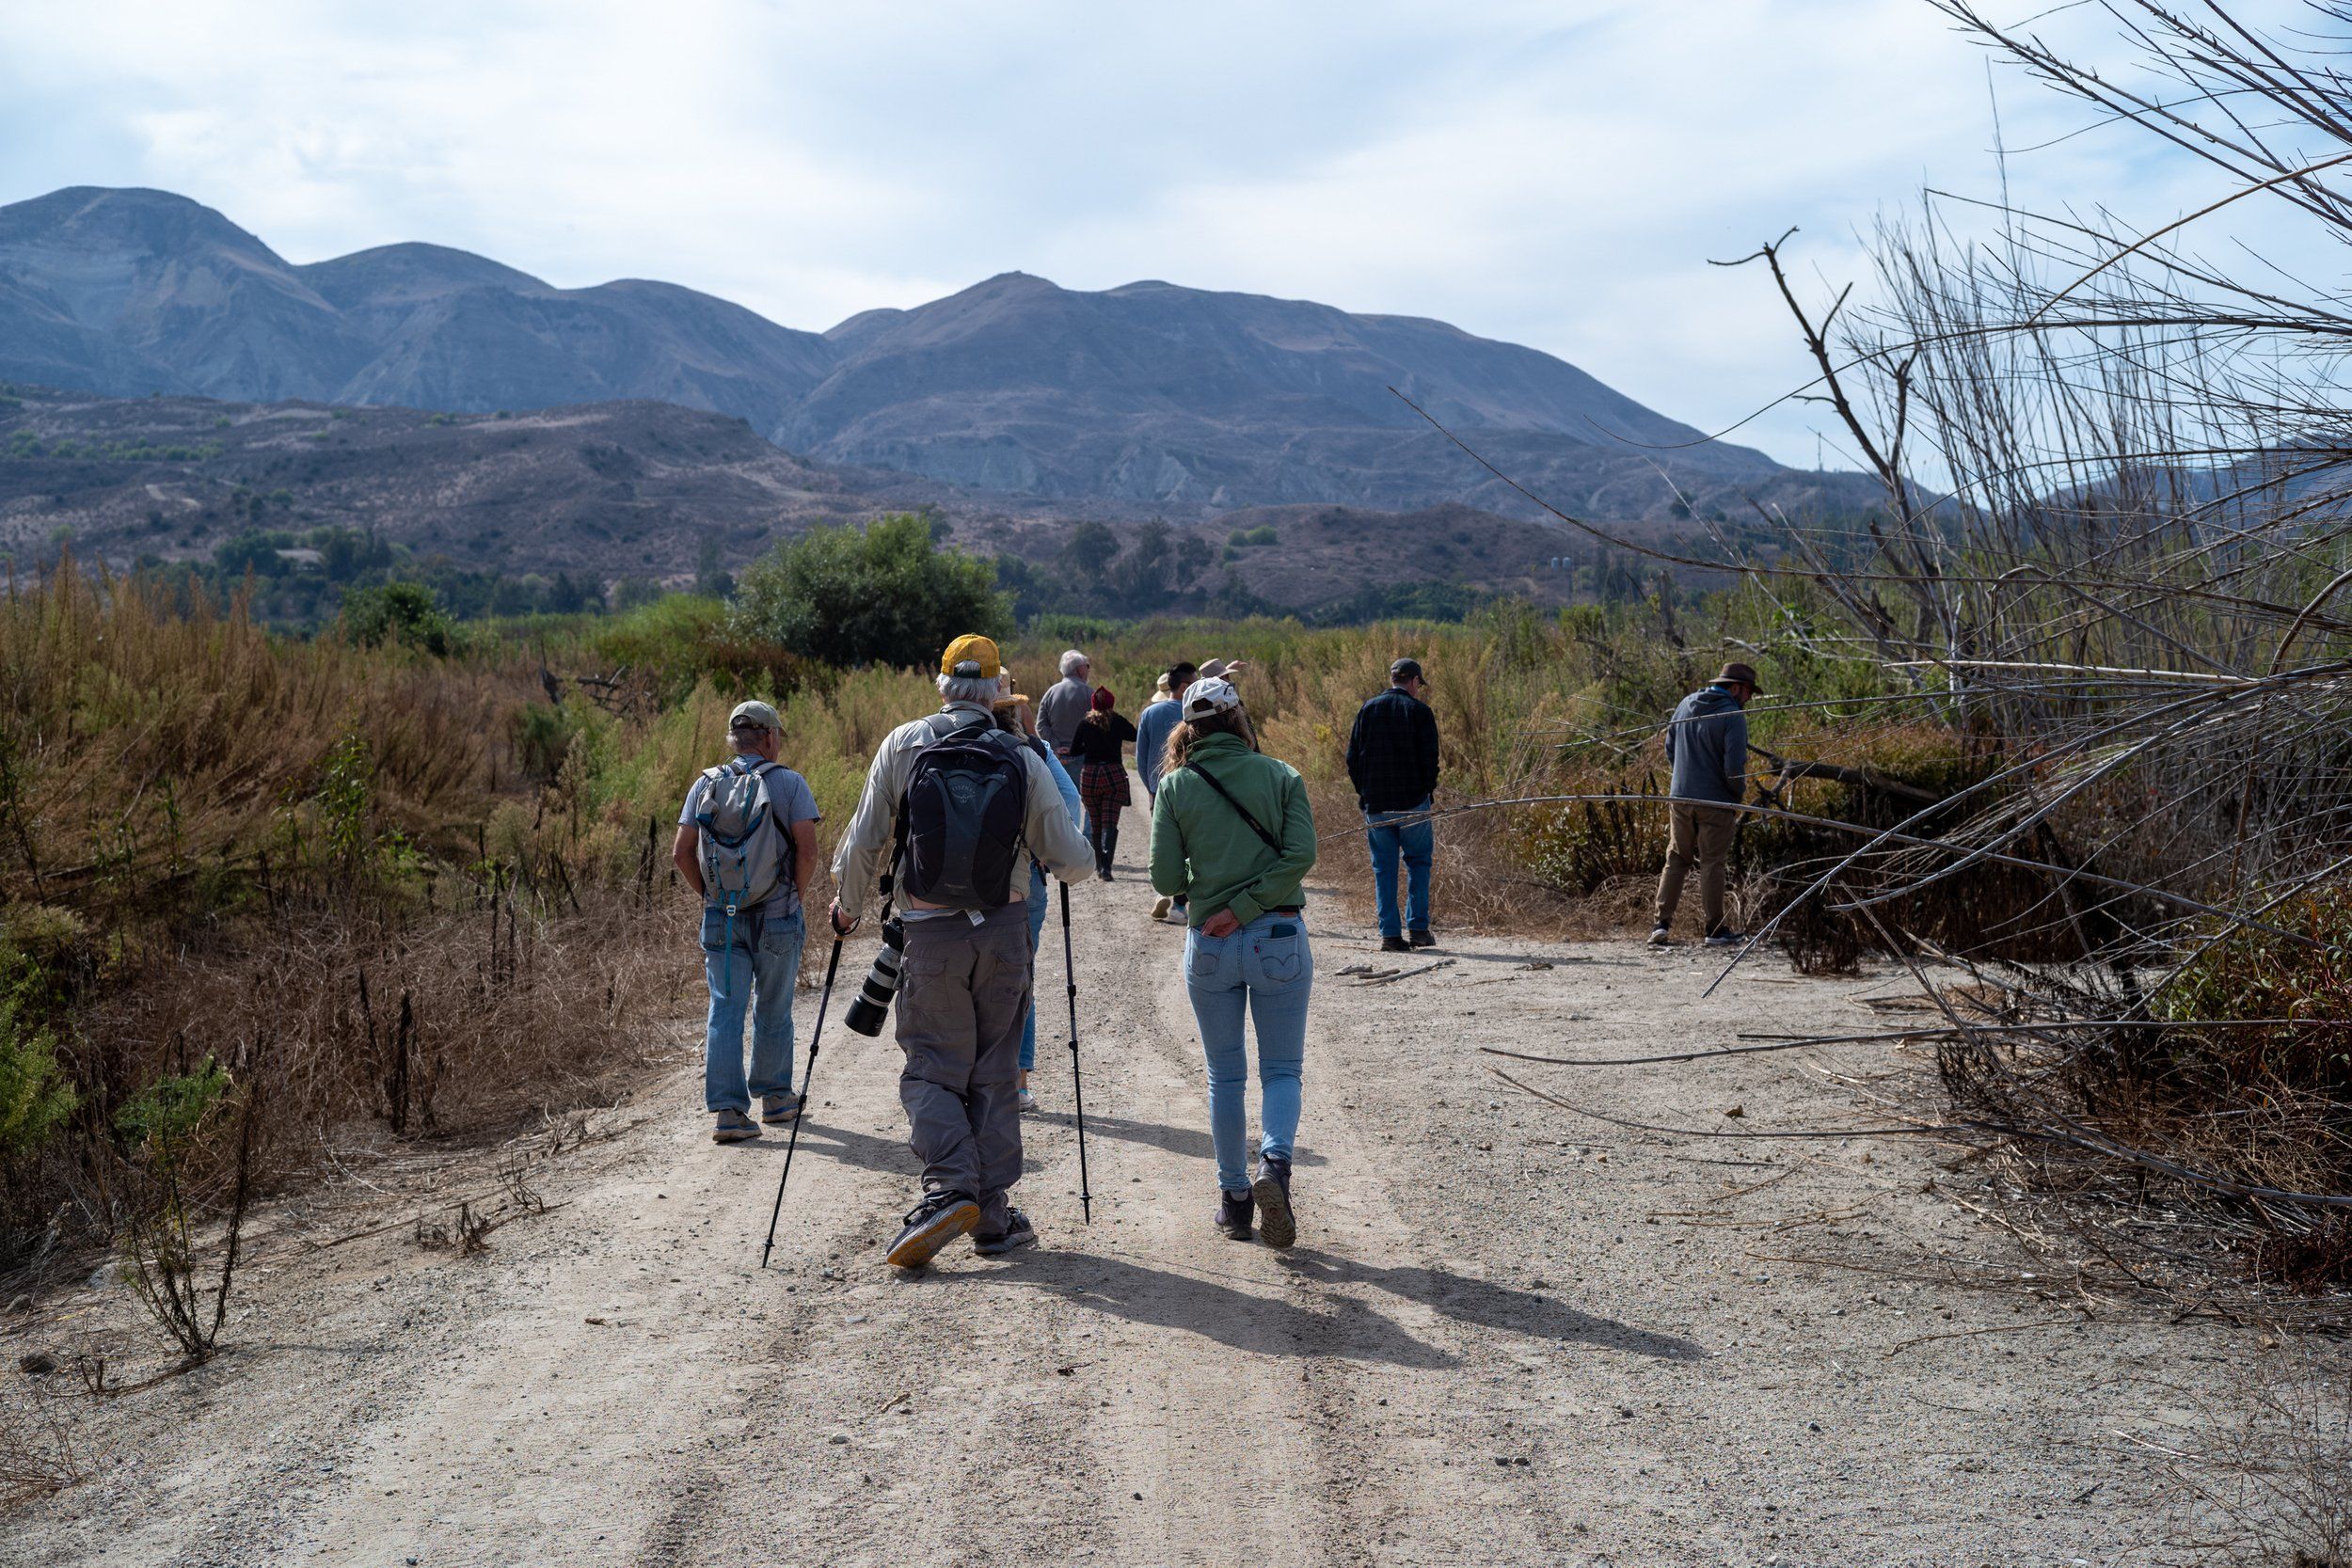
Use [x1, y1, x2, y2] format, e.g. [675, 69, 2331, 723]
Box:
[922, 709, 993, 742]
[1184, 761, 1284, 855]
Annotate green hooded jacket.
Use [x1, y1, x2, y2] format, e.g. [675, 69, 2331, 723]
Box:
[1147, 732, 1318, 927]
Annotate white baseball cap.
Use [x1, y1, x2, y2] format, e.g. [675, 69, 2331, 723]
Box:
[1181, 677, 1242, 720]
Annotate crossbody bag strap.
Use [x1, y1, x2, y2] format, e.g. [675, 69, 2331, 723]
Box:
[1184, 761, 1284, 856]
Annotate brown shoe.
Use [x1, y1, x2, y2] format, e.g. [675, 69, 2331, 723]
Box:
[886, 1191, 981, 1268]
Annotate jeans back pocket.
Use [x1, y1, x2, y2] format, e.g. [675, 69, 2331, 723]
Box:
[1246, 927, 1306, 987]
[1185, 931, 1230, 985]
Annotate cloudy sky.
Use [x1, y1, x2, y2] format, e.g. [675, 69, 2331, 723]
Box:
[0, 1, 2296, 466]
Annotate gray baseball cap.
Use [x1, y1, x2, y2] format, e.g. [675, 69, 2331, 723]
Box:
[728, 700, 782, 733]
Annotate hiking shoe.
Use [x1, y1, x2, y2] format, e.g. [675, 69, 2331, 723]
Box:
[886, 1191, 981, 1269]
[1251, 1154, 1295, 1249]
[1408, 928, 1435, 949]
[760, 1091, 802, 1125]
[1151, 895, 1173, 922]
[1703, 929, 1749, 948]
[1214, 1190, 1254, 1241]
[1380, 935, 1411, 954]
[973, 1209, 1038, 1257]
[1647, 926, 1672, 947]
[1018, 1087, 1039, 1115]
[711, 1109, 759, 1143]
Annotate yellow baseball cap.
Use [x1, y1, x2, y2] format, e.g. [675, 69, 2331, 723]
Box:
[940, 634, 1002, 678]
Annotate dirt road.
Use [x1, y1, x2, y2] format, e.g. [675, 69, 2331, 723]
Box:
[6, 859, 2257, 1566]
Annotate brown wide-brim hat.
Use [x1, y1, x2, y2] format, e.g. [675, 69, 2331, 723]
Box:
[1715, 662, 1767, 693]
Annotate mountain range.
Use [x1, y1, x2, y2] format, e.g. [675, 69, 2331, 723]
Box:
[0, 185, 1867, 523]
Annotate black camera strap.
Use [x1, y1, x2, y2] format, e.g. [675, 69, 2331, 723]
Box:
[1184, 761, 1284, 856]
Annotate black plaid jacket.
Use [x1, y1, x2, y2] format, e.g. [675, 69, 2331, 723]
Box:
[1344, 688, 1440, 813]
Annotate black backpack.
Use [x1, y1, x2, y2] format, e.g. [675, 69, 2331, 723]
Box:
[895, 712, 1031, 910]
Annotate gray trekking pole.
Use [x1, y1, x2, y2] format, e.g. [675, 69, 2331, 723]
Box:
[761, 933, 844, 1269]
[1059, 882, 1093, 1223]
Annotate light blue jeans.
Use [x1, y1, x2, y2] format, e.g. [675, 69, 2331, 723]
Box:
[1020, 865, 1050, 1073]
[700, 907, 805, 1114]
[1364, 800, 1434, 938]
[1183, 913, 1313, 1194]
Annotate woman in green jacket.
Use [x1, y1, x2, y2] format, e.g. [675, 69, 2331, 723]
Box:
[1146, 676, 1318, 1247]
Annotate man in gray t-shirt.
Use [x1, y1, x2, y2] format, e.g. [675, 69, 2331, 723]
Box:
[1036, 647, 1094, 758]
[671, 701, 823, 1142]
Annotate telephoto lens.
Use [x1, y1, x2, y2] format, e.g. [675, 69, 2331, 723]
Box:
[842, 916, 907, 1037]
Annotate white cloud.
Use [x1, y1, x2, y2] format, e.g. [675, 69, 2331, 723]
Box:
[0, 0, 2328, 464]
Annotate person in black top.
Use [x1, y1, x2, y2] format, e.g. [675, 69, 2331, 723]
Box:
[1073, 686, 1140, 880]
[1344, 657, 1441, 952]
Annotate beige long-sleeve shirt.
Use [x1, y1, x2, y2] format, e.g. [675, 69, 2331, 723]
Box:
[830, 702, 1094, 920]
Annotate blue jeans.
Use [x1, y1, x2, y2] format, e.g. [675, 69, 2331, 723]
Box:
[1183, 913, 1313, 1194]
[700, 907, 805, 1114]
[1364, 800, 1434, 938]
[1020, 866, 1049, 1073]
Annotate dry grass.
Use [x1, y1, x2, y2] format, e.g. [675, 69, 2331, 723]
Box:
[0, 572, 695, 1278]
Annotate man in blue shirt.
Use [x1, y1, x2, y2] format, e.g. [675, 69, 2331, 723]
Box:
[1135, 660, 1195, 925]
[672, 700, 823, 1142]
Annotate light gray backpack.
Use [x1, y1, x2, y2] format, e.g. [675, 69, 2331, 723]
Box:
[694, 760, 790, 977]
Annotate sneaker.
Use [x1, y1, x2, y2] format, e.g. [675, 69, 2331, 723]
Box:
[1151, 895, 1173, 922]
[886, 1190, 981, 1269]
[1018, 1087, 1039, 1115]
[760, 1091, 802, 1125]
[711, 1109, 759, 1143]
[973, 1209, 1038, 1257]
[1380, 935, 1411, 954]
[1214, 1190, 1254, 1241]
[1250, 1154, 1295, 1249]
[1647, 926, 1672, 947]
[1161, 905, 1190, 927]
[1704, 929, 1749, 948]
[1408, 928, 1435, 949]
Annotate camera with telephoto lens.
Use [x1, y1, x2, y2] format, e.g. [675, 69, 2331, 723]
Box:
[842, 915, 907, 1037]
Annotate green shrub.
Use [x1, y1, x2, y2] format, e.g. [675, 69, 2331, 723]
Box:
[340, 581, 456, 656]
[0, 950, 75, 1160]
[732, 514, 1007, 668]
[114, 1058, 230, 1149]
[1228, 525, 1279, 547]
[513, 703, 583, 786]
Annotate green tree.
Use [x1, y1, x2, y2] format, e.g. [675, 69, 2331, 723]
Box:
[1062, 520, 1121, 589]
[1110, 518, 1174, 606]
[731, 514, 1008, 667]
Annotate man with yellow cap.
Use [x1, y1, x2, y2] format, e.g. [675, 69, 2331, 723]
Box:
[830, 635, 1094, 1267]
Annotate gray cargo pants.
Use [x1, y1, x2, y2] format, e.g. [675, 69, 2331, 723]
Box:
[896, 903, 1034, 1236]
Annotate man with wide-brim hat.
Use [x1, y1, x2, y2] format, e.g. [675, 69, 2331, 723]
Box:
[1651, 662, 1764, 948]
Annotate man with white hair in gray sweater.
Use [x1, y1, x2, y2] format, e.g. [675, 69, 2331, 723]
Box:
[1037, 648, 1094, 761]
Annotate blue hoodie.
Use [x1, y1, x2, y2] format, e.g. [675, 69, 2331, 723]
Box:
[1663, 685, 1748, 805]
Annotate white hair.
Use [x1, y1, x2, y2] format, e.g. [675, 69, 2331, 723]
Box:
[1058, 648, 1089, 677]
[937, 673, 999, 706]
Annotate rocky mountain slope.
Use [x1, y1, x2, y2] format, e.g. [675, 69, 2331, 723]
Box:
[2, 385, 1643, 613]
[0, 186, 1872, 522]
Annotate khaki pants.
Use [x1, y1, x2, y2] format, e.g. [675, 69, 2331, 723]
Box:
[1653, 803, 1739, 935]
[895, 903, 1034, 1236]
